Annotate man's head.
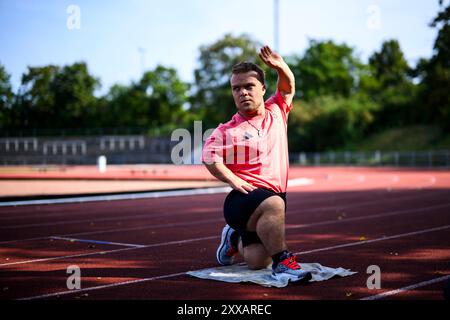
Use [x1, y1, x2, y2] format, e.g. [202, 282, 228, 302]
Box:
[230, 62, 266, 117]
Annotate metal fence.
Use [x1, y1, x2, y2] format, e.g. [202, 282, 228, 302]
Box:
[0, 136, 174, 165]
[1, 135, 449, 167]
[290, 151, 450, 168]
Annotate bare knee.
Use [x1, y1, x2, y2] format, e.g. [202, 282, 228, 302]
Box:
[259, 196, 285, 215]
[247, 196, 285, 230]
[242, 244, 271, 270]
[247, 258, 271, 270]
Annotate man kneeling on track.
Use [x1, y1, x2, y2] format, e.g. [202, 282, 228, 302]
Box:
[202, 45, 311, 282]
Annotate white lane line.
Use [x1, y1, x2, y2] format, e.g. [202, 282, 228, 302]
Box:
[18, 272, 188, 301]
[50, 236, 145, 248]
[0, 186, 435, 229]
[287, 191, 448, 215]
[0, 186, 233, 207]
[0, 171, 438, 209]
[0, 171, 355, 211]
[288, 188, 440, 209]
[287, 178, 314, 187]
[17, 224, 450, 300]
[0, 176, 315, 208]
[0, 188, 446, 245]
[0, 218, 222, 245]
[295, 225, 450, 255]
[0, 203, 450, 267]
[5, 203, 450, 267]
[0, 175, 315, 209]
[360, 275, 450, 300]
[287, 203, 450, 231]
[0, 235, 218, 267]
[0, 210, 220, 230]
[3, 187, 446, 231]
[0, 192, 447, 245]
[0, 172, 435, 223]
[0, 202, 217, 222]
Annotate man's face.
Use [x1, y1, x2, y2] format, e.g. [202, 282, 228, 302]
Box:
[230, 71, 266, 116]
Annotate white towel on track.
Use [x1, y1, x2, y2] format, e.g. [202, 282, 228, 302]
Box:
[187, 263, 357, 288]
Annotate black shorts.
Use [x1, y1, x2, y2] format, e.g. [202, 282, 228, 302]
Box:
[223, 188, 286, 247]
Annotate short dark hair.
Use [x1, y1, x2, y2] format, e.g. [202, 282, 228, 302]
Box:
[231, 62, 265, 85]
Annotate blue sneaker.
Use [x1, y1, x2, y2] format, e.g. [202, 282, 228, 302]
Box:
[216, 225, 238, 265]
[271, 253, 312, 283]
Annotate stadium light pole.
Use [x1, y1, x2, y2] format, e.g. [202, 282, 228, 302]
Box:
[274, 0, 279, 52]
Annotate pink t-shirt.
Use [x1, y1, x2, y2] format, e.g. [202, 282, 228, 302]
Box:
[202, 91, 293, 193]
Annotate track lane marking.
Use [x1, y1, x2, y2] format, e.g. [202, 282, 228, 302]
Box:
[0, 235, 218, 267]
[0, 172, 435, 223]
[50, 236, 145, 248]
[0, 218, 222, 244]
[15, 224, 450, 300]
[360, 275, 450, 300]
[3, 205, 448, 266]
[1, 197, 449, 256]
[294, 225, 450, 255]
[18, 272, 188, 301]
[0, 171, 382, 208]
[2, 188, 447, 231]
[0, 186, 233, 207]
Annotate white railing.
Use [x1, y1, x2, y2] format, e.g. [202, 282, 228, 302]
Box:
[291, 150, 450, 167]
[1, 134, 449, 167]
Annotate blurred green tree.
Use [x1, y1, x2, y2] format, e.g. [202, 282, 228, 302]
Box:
[104, 65, 190, 134]
[288, 95, 379, 152]
[289, 40, 364, 101]
[192, 33, 265, 128]
[14, 65, 59, 130]
[417, 0, 450, 130]
[367, 39, 418, 128]
[369, 40, 411, 87]
[14, 62, 99, 131]
[52, 62, 100, 127]
[0, 63, 14, 129]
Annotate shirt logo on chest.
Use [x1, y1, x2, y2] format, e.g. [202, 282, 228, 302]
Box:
[243, 132, 253, 140]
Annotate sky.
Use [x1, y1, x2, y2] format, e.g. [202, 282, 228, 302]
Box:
[0, 0, 444, 95]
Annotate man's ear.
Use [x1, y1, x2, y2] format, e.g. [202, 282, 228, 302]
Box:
[262, 84, 267, 93]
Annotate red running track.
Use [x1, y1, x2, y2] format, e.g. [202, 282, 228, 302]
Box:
[0, 167, 449, 300]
